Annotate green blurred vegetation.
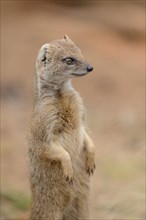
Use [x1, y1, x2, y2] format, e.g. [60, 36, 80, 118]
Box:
[1, 190, 31, 211]
[1, 190, 30, 219]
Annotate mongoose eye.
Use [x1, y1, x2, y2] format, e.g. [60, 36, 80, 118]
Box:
[63, 57, 76, 65]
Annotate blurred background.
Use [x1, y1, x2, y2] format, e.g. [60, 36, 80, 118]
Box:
[1, 0, 145, 219]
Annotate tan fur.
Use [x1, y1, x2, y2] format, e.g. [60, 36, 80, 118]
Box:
[28, 35, 95, 220]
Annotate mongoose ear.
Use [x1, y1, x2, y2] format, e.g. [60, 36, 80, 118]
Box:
[38, 43, 50, 62]
[64, 34, 73, 43]
[64, 34, 70, 40]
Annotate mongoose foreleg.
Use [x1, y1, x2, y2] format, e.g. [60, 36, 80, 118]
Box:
[44, 141, 73, 184]
[83, 132, 96, 176]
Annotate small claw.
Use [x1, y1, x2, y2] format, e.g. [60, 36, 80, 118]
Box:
[87, 168, 91, 176]
[65, 175, 69, 181]
[69, 178, 73, 185]
[86, 164, 96, 176]
[65, 175, 73, 185]
[68, 178, 73, 185]
[86, 168, 89, 174]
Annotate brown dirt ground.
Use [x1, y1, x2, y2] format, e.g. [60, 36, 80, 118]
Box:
[1, 1, 145, 219]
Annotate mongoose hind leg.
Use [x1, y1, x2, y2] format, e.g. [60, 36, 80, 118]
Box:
[30, 206, 63, 220]
[62, 196, 89, 220]
[76, 196, 89, 220]
[62, 198, 78, 220]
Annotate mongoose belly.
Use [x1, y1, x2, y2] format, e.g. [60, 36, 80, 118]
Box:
[29, 125, 89, 212]
[29, 149, 89, 219]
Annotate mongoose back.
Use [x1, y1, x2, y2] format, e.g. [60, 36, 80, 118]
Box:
[28, 35, 95, 220]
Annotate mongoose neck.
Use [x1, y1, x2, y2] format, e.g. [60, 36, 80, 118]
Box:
[34, 79, 74, 101]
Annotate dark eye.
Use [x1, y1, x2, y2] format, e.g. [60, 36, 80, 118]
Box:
[66, 58, 74, 65]
[63, 57, 76, 65]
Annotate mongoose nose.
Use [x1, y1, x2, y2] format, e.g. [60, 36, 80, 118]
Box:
[87, 65, 93, 72]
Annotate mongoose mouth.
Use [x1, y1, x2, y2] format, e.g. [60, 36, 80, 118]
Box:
[72, 72, 88, 77]
[72, 65, 93, 77]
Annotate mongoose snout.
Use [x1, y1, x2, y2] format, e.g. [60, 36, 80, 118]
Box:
[87, 64, 93, 72]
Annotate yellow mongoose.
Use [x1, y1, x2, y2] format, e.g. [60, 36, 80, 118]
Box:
[28, 35, 95, 220]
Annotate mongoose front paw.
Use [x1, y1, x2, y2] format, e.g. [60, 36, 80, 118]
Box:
[86, 159, 96, 176]
[64, 166, 74, 185]
[65, 175, 73, 185]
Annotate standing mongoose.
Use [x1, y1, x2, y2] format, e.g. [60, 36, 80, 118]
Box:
[28, 35, 95, 220]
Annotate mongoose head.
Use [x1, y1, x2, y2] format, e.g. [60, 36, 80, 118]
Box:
[36, 35, 93, 87]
